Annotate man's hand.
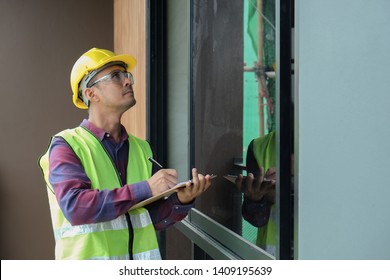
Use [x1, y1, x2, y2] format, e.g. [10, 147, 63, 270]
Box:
[147, 169, 178, 196]
[177, 168, 213, 204]
[235, 167, 276, 203]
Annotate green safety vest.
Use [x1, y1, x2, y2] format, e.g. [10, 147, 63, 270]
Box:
[252, 131, 276, 256]
[39, 126, 161, 260]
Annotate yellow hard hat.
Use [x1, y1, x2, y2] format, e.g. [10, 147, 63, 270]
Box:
[70, 47, 137, 109]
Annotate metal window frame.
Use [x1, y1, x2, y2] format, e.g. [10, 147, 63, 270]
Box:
[276, 0, 294, 260]
[176, 209, 274, 260]
[146, 0, 168, 258]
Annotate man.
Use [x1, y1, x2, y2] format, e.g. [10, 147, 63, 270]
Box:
[235, 131, 277, 256]
[39, 47, 212, 260]
[236, 131, 294, 257]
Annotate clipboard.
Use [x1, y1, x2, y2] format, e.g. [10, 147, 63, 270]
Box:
[129, 175, 217, 210]
[223, 174, 274, 184]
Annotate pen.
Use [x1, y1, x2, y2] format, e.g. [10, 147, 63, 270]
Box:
[148, 157, 164, 170]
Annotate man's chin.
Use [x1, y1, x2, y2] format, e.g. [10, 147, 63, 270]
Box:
[123, 99, 136, 111]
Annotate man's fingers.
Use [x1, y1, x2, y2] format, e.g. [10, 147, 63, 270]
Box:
[191, 168, 207, 194]
[235, 174, 244, 192]
[147, 169, 179, 195]
[265, 167, 276, 180]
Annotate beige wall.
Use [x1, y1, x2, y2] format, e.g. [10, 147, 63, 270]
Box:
[0, 0, 114, 259]
[114, 0, 147, 139]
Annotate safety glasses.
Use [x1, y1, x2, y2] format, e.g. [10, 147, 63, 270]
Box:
[88, 70, 134, 88]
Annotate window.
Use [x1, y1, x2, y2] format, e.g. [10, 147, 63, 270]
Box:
[156, 0, 293, 259]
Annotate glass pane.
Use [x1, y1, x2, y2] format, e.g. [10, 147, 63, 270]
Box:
[190, 0, 277, 257]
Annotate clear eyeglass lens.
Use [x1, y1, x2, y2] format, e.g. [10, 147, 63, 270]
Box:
[89, 71, 134, 87]
[121, 72, 134, 85]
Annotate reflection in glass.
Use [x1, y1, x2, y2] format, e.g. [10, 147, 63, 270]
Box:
[242, 0, 276, 256]
[191, 0, 244, 234]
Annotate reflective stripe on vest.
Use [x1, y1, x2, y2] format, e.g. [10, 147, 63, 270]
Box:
[252, 132, 277, 256]
[39, 126, 161, 260]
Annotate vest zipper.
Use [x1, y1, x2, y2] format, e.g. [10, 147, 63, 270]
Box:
[81, 127, 134, 260]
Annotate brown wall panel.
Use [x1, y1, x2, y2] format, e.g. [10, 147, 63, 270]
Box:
[0, 0, 113, 259]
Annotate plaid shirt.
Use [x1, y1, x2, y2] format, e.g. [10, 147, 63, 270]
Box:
[48, 119, 192, 230]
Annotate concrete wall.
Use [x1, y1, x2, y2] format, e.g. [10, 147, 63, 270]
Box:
[295, 0, 390, 259]
[0, 0, 113, 259]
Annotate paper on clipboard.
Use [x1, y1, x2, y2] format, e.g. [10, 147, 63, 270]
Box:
[223, 175, 239, 184]
[129, 175, 217, 210]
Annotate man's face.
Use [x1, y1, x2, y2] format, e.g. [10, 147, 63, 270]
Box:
[88, 65, 136, 112]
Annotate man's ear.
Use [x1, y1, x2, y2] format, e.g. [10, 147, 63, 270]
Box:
[84, 88, 99, 104]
